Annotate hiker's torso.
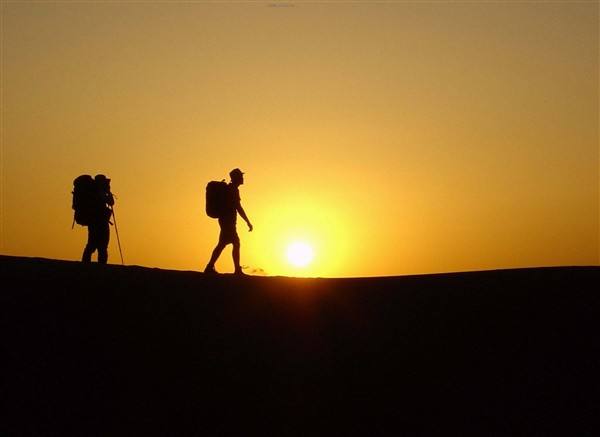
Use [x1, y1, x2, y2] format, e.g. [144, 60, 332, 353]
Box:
[221, 184, 240, 222]
[91, 190, 113, 223]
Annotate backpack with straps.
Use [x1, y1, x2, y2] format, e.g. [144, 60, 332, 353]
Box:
[205, 180, 229, 219]
[72, 175, 97, 226]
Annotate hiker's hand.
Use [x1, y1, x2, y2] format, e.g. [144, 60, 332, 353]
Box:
[248, 223, 253, 232]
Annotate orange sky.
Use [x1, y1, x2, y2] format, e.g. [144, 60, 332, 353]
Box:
[1, 1, 598, 277]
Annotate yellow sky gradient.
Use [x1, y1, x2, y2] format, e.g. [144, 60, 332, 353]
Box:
[1, 2, 598, 277]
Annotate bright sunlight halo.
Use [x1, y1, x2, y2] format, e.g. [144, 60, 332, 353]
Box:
[286, 242, 315, 268]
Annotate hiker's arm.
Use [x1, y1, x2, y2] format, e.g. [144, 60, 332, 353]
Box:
[237, 205, 253, 232]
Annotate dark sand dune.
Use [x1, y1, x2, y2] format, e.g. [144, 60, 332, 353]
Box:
[1, 255, 599, 436]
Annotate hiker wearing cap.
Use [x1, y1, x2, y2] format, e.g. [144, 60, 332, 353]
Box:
[81, 174, 114, 264]
[204, 168, 253, 275]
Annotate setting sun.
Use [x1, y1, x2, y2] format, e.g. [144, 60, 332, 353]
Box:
[286, 242, 315, 268]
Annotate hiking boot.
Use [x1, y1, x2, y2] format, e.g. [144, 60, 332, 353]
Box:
[234, 268, 246, 276]
[204, 265, 218, 274]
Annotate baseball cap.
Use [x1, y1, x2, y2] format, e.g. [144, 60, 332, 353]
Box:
[229, 168, 244, 178]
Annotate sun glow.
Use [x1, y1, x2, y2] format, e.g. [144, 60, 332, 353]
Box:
[246, 191, 354, 277]
[286, 242, 315, 268]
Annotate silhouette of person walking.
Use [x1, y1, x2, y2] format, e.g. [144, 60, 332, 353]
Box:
[81, 174, 114, 264]
[205, 168, 253, 274]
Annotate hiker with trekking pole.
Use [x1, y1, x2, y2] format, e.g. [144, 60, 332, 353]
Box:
[72, 173, 123, 265]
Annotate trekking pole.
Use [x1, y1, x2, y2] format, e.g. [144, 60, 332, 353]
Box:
[111, 206, 125, 265]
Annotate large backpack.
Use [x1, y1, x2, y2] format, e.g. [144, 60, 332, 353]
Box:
[72, 175, 97, 226]
[205, 180, 229, 218]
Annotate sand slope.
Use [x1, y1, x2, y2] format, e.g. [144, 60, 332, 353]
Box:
[1, 256, 599, 435]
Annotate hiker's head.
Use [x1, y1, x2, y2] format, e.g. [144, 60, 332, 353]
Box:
[230, 168, 244, 185]
[95, 174, 111, 190]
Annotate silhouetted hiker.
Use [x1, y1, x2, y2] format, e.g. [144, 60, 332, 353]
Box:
[204, 168, 253, 275]
[72, 174, 114, 264]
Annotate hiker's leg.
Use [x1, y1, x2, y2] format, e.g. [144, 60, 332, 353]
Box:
[232, 234, 242, 273]
[81, 246, 93, 263]
[207, 242, 226, 268]
[207, 220, 233, 270]
[82, 225, 95, 263]
[97, 221, 110, 264]
[232, 243, 241, 273]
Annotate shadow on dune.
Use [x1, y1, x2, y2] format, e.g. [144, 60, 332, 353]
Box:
[1, 255, 599, 436]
